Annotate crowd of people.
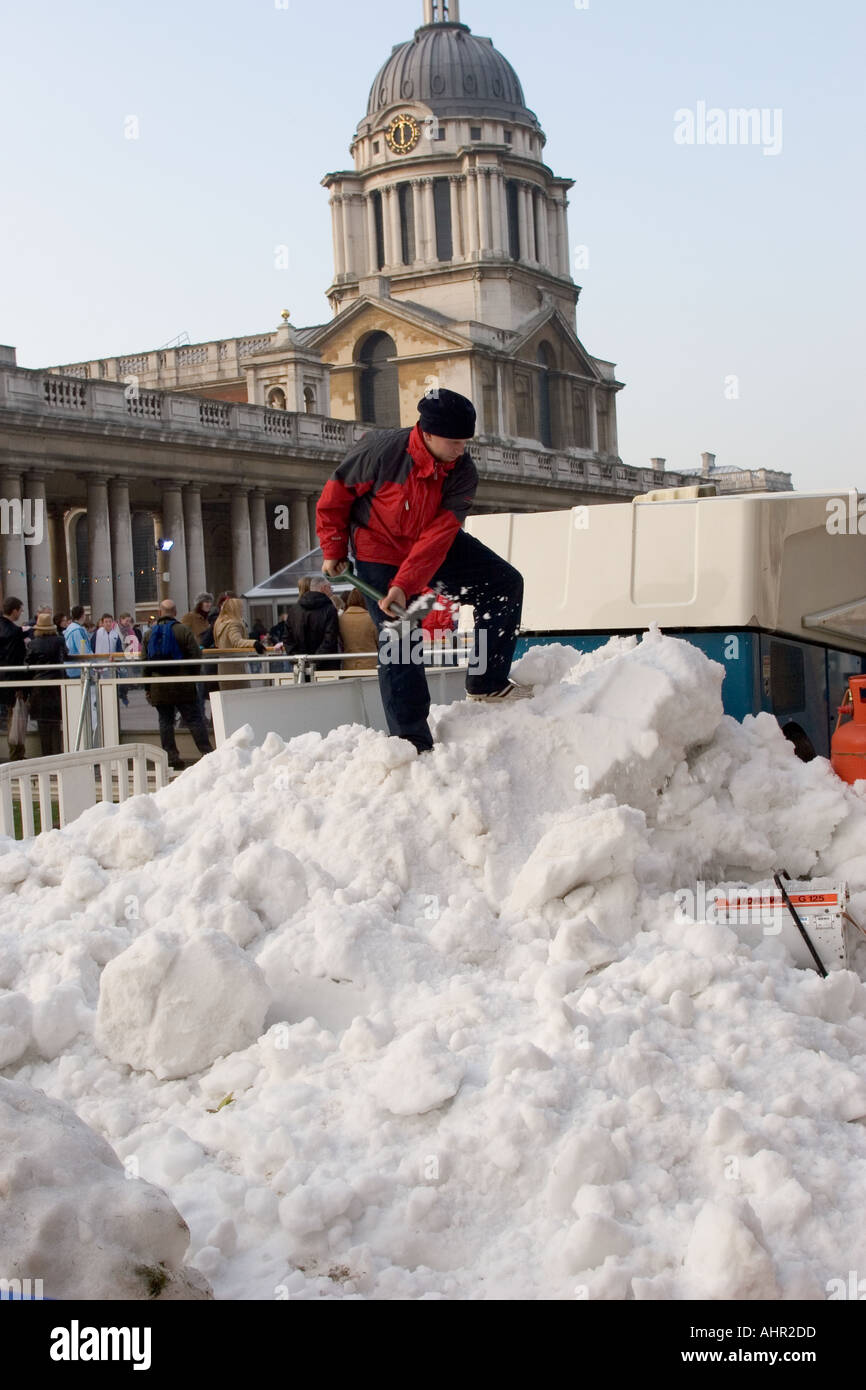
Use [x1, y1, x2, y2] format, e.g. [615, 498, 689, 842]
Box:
[0, 583, 459, 769]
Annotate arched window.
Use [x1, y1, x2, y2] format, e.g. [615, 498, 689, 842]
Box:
[358, 332, 400, 427]
[267, 387, 286, 410]
[537, 342, 554, 448]
[132, 512, 158, 604]
[303, 386, 316, 414]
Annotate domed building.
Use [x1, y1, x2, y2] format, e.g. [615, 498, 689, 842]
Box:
[311, 0, 622, 455]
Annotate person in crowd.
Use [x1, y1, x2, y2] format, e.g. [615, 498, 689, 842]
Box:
[273, 578, 340, 680]
[117, 614, 141, 656]
[0, 596, 28, 761]
[182, 593, 214, 641]
[93, 613, 123, 657]
[117, 613, 141, 706]
[317, 388, 526, 753]
[141, 599, 212, 771]
[338, 589, 378, 672]
[297, 577, 312, 598]
[63, 605, 91, 680]
[25, 613, 68, 757]
[54, 612, 69, 634]
[213, 597, 266, 692]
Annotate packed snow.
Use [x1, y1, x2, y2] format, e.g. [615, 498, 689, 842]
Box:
[2, 628, 866, 1300]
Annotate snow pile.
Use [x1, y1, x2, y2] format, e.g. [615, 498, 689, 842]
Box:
[2, 628, 866, 1300]
[0, 1078, 211, 1300]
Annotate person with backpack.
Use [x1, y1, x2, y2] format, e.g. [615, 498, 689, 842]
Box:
[141, 599, 212, 771]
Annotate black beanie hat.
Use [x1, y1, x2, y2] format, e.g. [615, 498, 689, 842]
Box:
[417, 388, 476, 440]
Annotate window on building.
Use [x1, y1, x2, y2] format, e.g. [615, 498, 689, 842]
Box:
[514, 373, 533, 437]
[506, 180, 520, 260]
[371, 190, 385, 270]
[74, 513, 90, 610]
[481, 363, 498, 436]
[131, 511, 158, 605]
[435, 127, 446, 140]
[537, 342, 554, 449]
[398, 183, 415, 265]
[470, 126, 482, 140]
[303, 386, 316, 414]
[372, 141, 380, 154]
[433, 178, 453, 261]
[358, 331, 400, 427]
[571, 386, 590, 448]
[504, 129, 513, 144]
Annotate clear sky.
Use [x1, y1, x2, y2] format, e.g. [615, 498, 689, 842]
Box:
[1, 0, 863, 490]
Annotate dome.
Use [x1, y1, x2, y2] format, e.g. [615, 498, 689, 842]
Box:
[366, 22, 539, 126]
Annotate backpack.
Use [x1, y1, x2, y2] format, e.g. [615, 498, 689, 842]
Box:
[147, 620, 184, 662]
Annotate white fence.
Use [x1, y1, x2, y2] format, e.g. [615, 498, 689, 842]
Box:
[0, 744, 169, 839]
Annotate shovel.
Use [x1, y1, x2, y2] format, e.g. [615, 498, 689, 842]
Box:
[340, 563, 439, 627]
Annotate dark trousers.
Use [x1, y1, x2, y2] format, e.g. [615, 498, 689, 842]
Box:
[156, 701, 213, 764]
[356, 529, 524, 752]
[37, 721, 64, 758]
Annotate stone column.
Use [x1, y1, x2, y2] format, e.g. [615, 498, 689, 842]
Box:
[380, 186, 394, 268]
[536, 191, 550, 270]
[289, 493, 311, 561]
[499, 175, 510, 257]
[389, 185, 402, 268]
[366, 193, 379, 273]
[24, 472, 53, 613]
[422, 178, 436, 262]
[478, 169, 491, 254]
[340, 196, 353, 277]
[526, 185, 538, 263]
[307, 494, 319, 553]
[250, 490, 271, 586]
[183, 484, 207, 603]
[331, 195, 346, 277]
[0, 471, 27, 610]
[489, 169, 504, 255]
[496, 361, 506, 437]
[160, 484, 188, 616]
[87, 475, 114, 615]
[108, 477, 136, 618]
[556, 197, 570, 276]
[230, 488, 254, 598]
[516, 184, 530, 263]
[465, 170, 480, 256]
[449, 176, 463, 260]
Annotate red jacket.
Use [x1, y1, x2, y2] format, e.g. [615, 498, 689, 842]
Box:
[316, 425, 478, 598]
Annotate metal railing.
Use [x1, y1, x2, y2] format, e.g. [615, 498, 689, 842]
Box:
[0, 639, 474, 756]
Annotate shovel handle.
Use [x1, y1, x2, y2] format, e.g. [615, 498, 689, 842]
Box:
[340, 563, 410, 621]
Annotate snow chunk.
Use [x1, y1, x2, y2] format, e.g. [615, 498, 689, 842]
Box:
[96, 928, 270, 1080]
[0, 1079, 210, 1300]
[370, 1025, 464, 1115]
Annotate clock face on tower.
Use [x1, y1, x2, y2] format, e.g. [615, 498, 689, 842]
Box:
[385, 113, 421, 154]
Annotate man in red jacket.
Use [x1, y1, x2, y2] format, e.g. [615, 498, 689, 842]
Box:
[317, 389, 526, 753]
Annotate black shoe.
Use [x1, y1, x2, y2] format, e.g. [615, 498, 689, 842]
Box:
[169, 759, 187, 772]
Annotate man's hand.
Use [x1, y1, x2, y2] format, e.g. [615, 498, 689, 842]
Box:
[322, 558, 348, 578]
[380, 585, 407, 617]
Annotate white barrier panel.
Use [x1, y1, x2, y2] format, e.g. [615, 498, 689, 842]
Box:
[0, 744, 170, 839]
[210, 668, 470, 749]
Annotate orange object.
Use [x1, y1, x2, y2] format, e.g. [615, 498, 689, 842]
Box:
[831, 675, 866, 784]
